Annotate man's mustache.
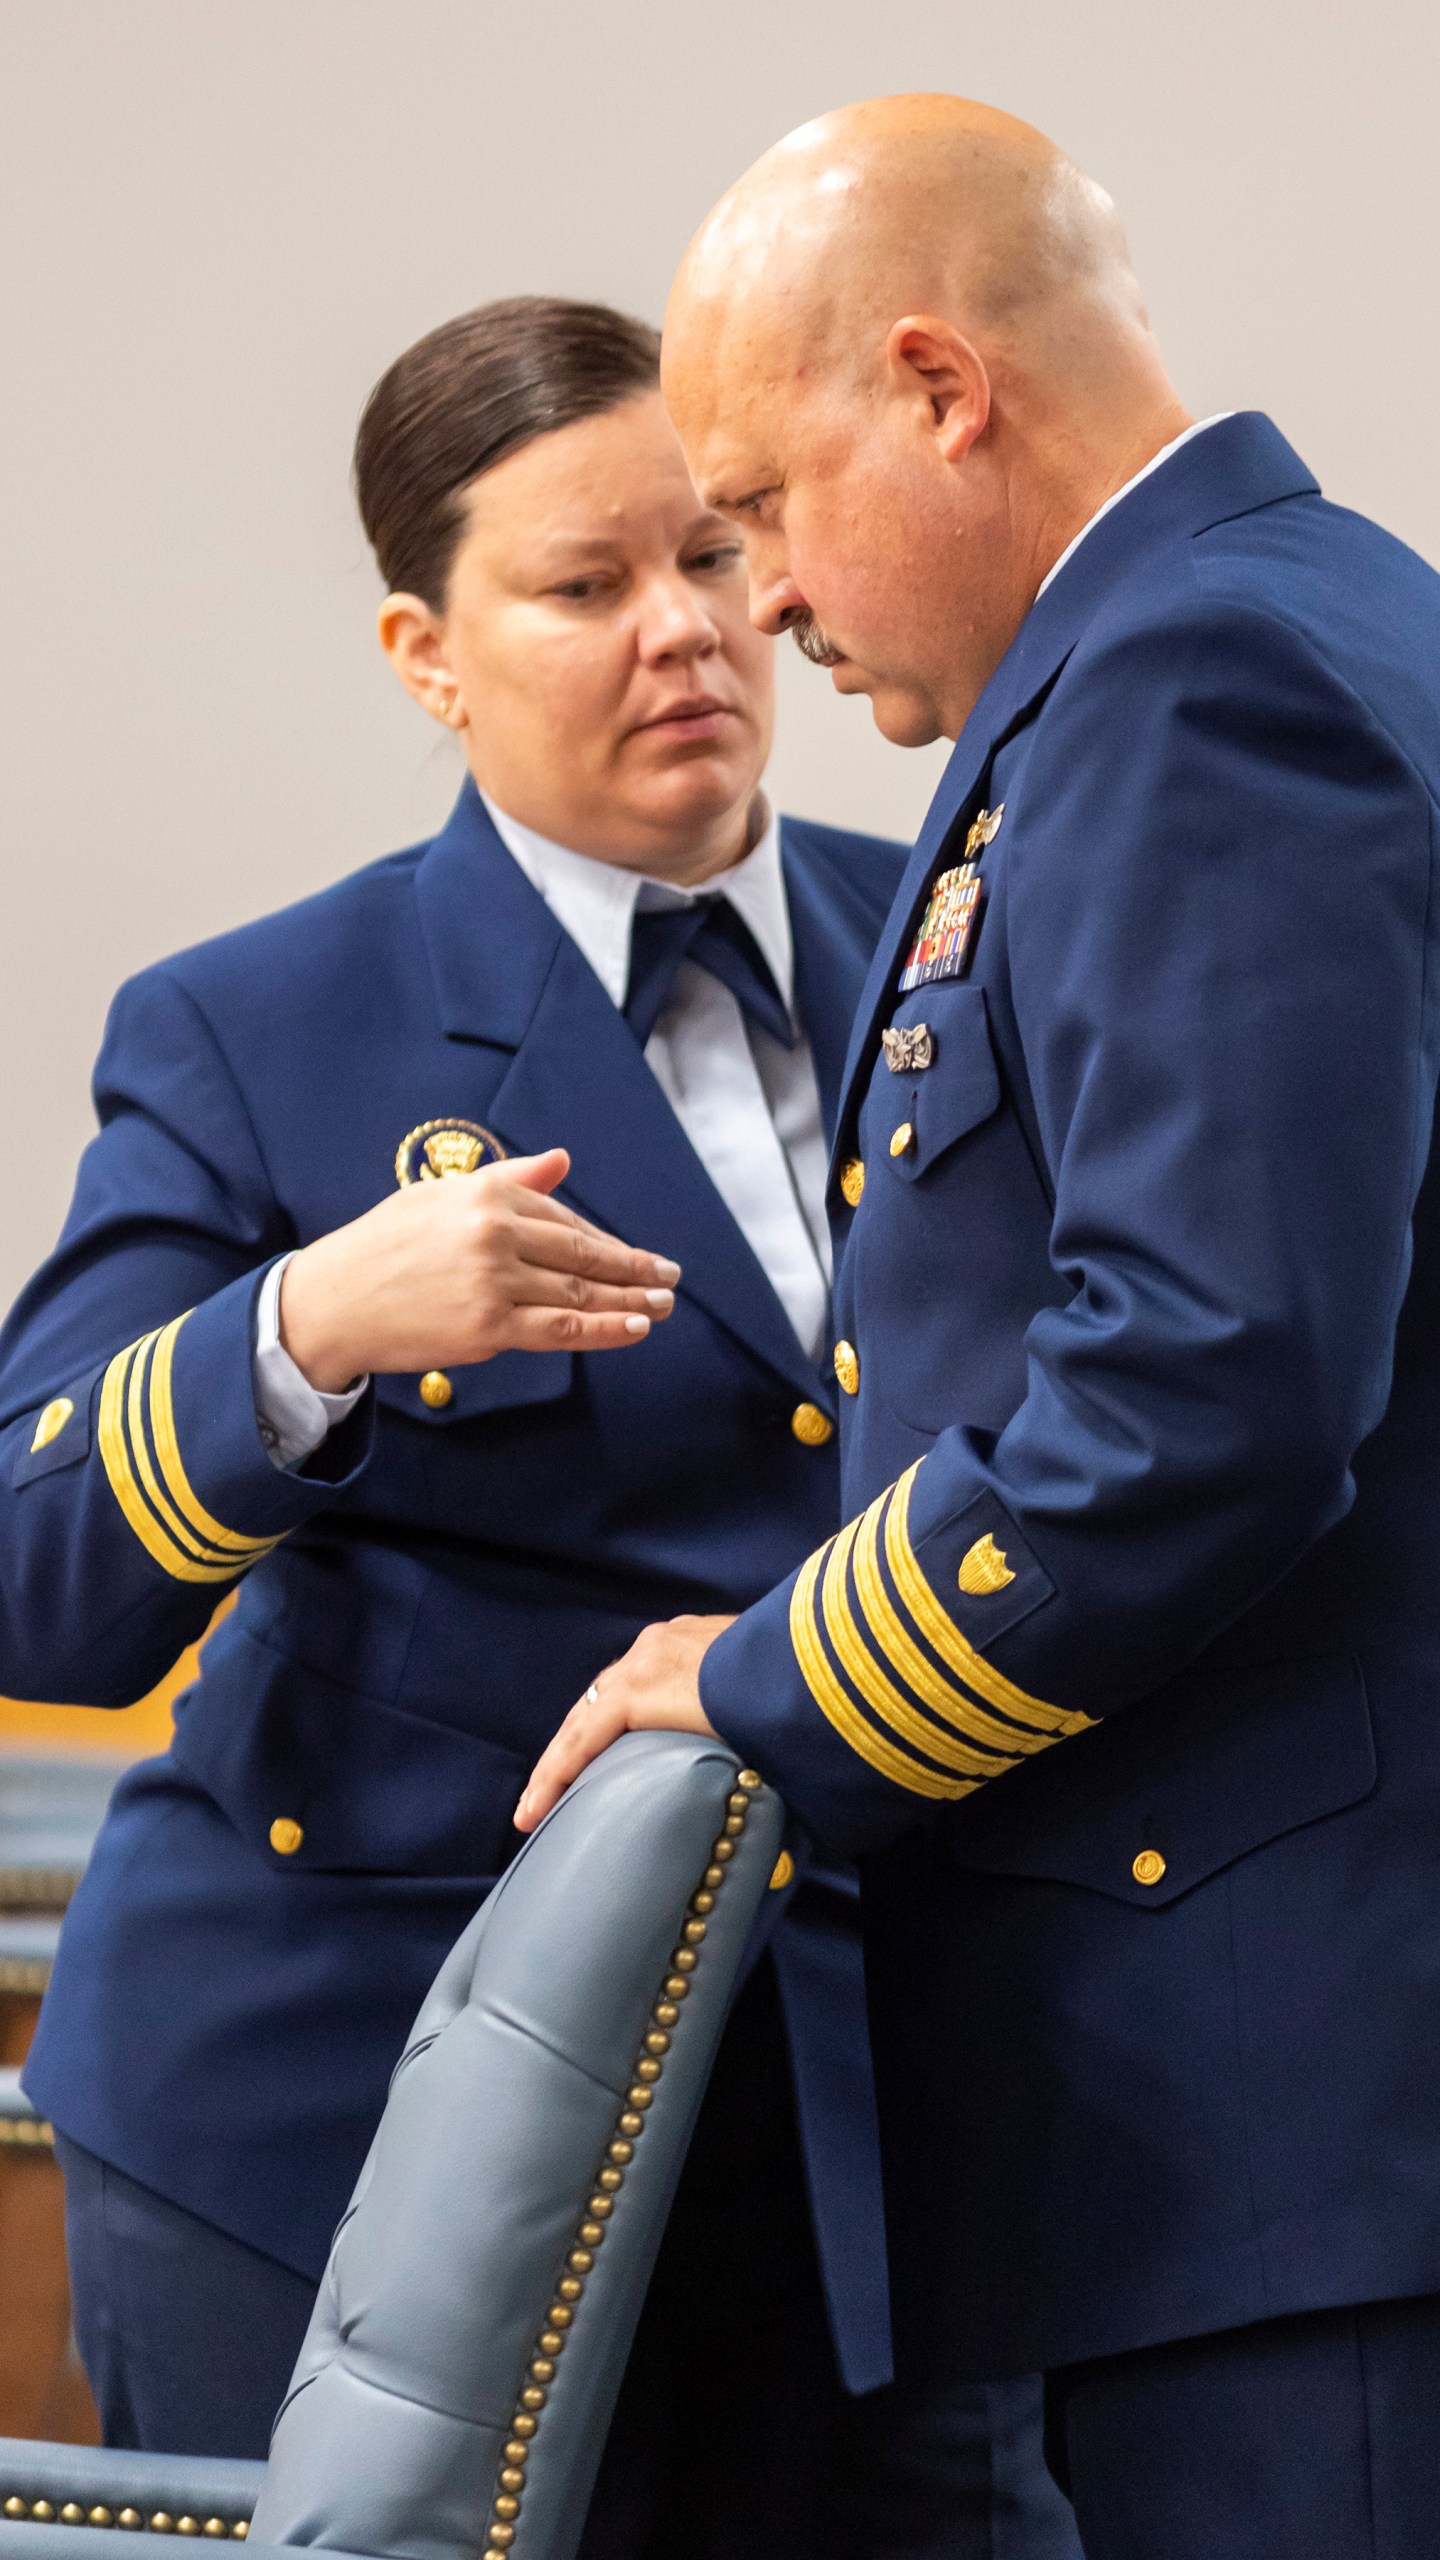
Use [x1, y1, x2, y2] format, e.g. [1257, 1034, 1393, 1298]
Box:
[789, 609, 845, 668]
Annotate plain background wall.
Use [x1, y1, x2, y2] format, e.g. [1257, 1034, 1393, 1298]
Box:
[2, 0, 1438, 1300]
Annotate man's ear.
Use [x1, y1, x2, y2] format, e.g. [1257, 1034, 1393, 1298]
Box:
[377, 594, 466, 729]
[886, 316, 991, 465]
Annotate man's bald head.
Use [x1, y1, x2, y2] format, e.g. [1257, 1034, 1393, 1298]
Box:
[673, 96, 1144, 375]
[663, 96, 1188, 744]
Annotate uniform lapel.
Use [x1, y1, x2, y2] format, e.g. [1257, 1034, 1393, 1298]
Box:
[782, 821, 871, 1141]
[415, 783, 824, 1399]
[829, 413, 1322, 1164]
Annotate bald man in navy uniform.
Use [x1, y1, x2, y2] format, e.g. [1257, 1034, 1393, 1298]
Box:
[523, 99, 1440, 2560]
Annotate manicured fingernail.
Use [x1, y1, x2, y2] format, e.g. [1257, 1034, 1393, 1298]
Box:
[645, 1289, 674, 1310]
[653, 1259, 681, 1284]
[625, 1315, 651, 1335]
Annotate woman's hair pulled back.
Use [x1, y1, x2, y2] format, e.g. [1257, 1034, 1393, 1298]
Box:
[354, 296, 662, 609]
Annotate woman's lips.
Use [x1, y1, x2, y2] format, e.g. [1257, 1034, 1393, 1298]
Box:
[635, 698, 736, 740]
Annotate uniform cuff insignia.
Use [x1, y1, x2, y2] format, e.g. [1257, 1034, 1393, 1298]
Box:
[98, 1314, 282, 1583]
[787, 1460, 1092, 1798]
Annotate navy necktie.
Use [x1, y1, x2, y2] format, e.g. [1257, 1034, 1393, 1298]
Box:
[624, 898, 795, 1049]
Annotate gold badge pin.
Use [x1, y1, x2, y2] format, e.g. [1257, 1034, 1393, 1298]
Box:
[965, 803, 1005, 858]
[957, 1532, 1016, 1595]
[395, 1118, 508, 1187]
[29, 1397, 74, 1455]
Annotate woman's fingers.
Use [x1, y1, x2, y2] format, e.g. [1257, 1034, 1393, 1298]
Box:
[506, 1264, 674, 1319]
[507, 1306, 658, 1350]
[517, 1211, 681, 1292]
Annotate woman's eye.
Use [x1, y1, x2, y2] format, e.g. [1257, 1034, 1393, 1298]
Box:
[687, 546, 744, 574]
[552, 579, 604, 601]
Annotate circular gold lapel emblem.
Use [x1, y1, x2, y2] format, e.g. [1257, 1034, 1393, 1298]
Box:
[395, 1118, 508, 1187]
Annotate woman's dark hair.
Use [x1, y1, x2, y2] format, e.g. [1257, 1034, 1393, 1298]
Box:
[354, 295, 662, 608]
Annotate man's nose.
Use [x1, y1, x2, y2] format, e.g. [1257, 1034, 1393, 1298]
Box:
[749, 570, 808, 639]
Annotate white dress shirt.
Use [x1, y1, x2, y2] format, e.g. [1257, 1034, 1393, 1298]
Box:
[254, 794, 831, 1470]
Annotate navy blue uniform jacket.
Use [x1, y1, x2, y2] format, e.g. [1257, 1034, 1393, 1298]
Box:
[0, 786, 904, 2395]
[703, 415, 1440, 2380]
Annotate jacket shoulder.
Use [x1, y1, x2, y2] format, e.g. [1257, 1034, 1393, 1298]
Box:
[1064, 491, 1440, 784]
[780, 813, 910, 938]
[164, 843, 425, 998]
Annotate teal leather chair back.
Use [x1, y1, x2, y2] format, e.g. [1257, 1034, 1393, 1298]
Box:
[252, 1732, 784, 2560]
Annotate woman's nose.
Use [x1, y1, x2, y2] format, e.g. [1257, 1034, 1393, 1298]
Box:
[637, 579, 721, 662]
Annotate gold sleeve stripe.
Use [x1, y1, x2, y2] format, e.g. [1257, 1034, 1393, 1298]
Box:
[851, 1489, 1061, 1763]
[98, 1338, 240, 1584]
[885, 1464, 1095, 1740]
[98, 1320, 280, 1585]
[790, 1546, 974, 1801]
[124, 1332, 241, 1570]
[148, 1315, 277, 1558]
[821, 1503, 1021, 1782]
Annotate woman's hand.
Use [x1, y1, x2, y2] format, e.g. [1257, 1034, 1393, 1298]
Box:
[514, 1614, 734, 1832]
[278, 1147, 679, 1391]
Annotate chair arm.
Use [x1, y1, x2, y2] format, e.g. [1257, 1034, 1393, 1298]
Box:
[0, 2443, 262, 2538]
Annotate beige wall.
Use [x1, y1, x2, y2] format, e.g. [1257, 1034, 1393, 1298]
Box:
[2, 0, 1437, 1301]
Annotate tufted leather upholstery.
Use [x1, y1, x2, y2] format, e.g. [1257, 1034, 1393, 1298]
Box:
[253, 1730, 784, 2560]
[0, 1735, 782, 2560]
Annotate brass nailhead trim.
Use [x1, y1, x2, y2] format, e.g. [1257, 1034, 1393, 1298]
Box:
[0, 2500, 249, 2537]
[479, 1765, 762, 2558]
[0, 2114, 55, 2149]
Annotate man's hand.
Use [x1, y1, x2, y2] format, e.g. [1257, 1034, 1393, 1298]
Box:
[278, 1148, 680, 1391]
[515, 1614, 735, 1832]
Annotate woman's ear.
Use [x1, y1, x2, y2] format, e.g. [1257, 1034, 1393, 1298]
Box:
[377, 594, 468, 729]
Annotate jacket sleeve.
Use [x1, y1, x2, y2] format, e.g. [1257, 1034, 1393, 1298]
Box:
[701, 598, 1439, 1852]
[0, 964, 373, 1704]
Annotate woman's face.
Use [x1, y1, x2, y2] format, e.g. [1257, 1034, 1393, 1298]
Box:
[383, 390, 775, 878]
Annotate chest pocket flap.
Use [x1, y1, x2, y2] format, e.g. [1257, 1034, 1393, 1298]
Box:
[375, 1348, 574, 1429]
[874, 985, 1003, 1180]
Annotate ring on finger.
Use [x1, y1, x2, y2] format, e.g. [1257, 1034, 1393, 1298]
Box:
[584, 1683, 600, 1706]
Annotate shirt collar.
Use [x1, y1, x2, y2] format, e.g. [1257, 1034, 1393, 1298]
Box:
[480, 791, 791, 1015]
[1035, 413, 1234, 603]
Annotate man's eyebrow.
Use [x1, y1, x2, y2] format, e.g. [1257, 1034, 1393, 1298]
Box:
[712, 481, 779, 513]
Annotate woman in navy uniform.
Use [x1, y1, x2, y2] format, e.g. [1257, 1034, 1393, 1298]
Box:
[0, 300, 1076, 2557]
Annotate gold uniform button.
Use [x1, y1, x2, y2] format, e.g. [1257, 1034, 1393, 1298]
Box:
[839, 1157, 865, 1208]
[1132, 1849, 1166, 1887]
[419, 1370, 453, 1409]
[833, 1340, 860, 1395]
[769, 1851, 796, 1892]
[269, 1818, 304, 1857]
[890, 1121, 915, 1157]
[790, 1401, 834, 1448]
